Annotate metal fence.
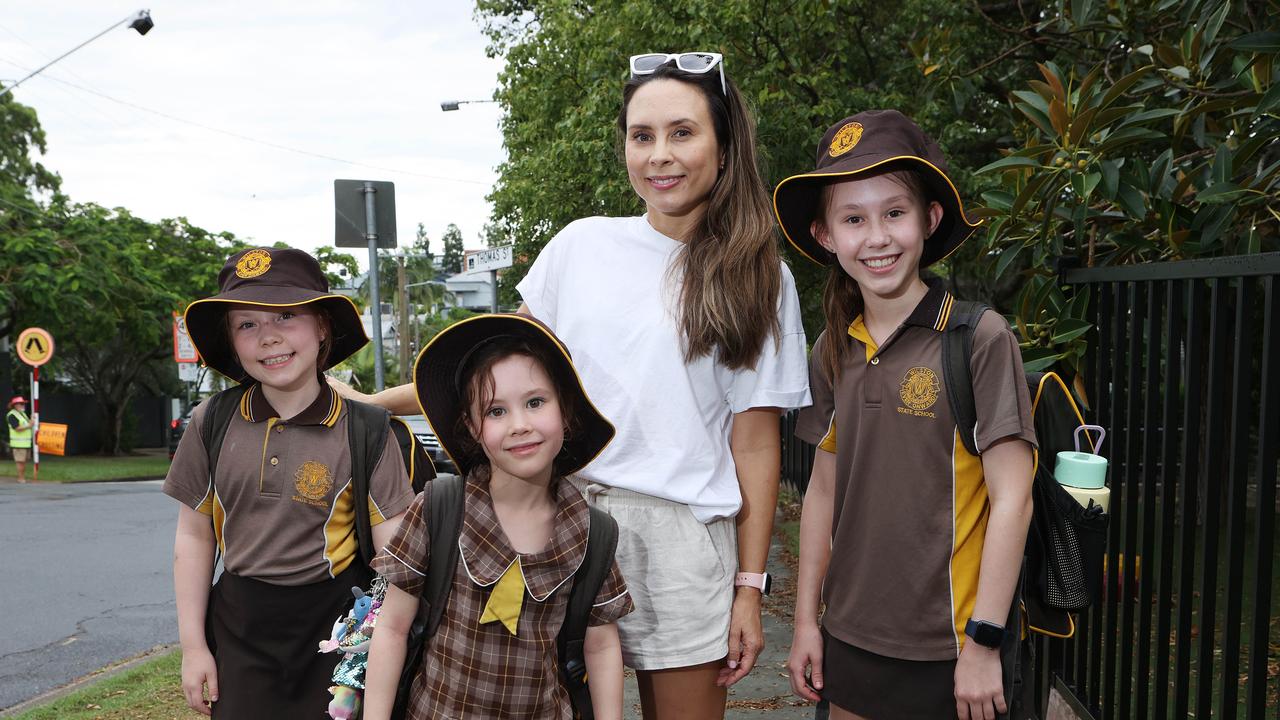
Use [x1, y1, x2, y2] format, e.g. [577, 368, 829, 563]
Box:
[1047, 252, 1280, 719]
[777, 252, 1280, 719]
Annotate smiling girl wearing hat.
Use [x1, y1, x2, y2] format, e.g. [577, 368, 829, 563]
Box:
[361, 314, 631, 719]
[164, 247, 415, 717]
[777, 110, 1037, 720]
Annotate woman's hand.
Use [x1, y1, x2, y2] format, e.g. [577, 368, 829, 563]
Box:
[717, 587, 764, 687]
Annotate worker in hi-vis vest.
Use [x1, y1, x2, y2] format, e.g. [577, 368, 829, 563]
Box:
[7, 397, 32, 483]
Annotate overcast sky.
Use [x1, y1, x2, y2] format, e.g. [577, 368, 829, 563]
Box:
[0, 1, 505, 268]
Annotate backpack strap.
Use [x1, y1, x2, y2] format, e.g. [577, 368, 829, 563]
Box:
[200, 384, 251, 486]
[392, 474, 464, 720]
[557, 505, 620, 720]
[389, 415, 436, 494]
[423, 474, 465, 636]
[941, 300, 989, 458]
[346, 399, 392, 565]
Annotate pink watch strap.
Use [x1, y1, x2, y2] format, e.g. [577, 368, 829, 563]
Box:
[734, 572, 768, 591]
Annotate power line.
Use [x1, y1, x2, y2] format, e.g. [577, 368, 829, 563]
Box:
[1, 60, 493, 187]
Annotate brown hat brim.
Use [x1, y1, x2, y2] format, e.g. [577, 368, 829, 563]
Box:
[413, 314, 614, 478]
[773, 155, 980, 268]
[183, 291, 367, 382]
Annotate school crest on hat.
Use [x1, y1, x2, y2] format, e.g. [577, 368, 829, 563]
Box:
[828, 121, 864, 158]
[235, 249, 272, 278]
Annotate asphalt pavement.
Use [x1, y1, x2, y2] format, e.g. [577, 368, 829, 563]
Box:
[0, 479, 178, 712]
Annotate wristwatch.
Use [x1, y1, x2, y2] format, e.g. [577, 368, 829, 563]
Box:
[964, 619, 1006, 649]
[734, 572, 772, 596]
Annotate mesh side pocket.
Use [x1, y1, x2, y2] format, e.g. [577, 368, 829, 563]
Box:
[1030, 471, 1108, 612]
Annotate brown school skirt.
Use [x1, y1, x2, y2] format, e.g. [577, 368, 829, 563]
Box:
[820, 629, 959, 719]
[205, 563, 371, 719]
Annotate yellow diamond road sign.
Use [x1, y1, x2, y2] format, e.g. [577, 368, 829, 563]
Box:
[17, 327, 54, 367]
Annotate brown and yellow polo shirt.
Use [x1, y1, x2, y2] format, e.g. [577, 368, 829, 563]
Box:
[164, 384, 415, 586]
[796, 280, 1036, 661]
[374, 469, 632, 719]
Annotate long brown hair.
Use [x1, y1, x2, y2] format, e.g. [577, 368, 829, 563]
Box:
[617, 63, 780, 370]
[816, 168, 933, 383]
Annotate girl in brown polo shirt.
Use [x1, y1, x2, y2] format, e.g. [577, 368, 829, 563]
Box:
[164, 247, 415, 718]
[774, 112, 1037, 720]
[362, 314, 632, 719]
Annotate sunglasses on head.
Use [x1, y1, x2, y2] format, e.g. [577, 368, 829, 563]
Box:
[629, 52, 726, 96]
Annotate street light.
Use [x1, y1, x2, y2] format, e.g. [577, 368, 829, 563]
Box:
[440, 99, 495, 112]
[0, 10, 154, 99]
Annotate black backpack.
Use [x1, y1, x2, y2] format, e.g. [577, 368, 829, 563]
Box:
[391, 474, 619, 720]
[940, 301, 1109, 630]
[199, 385, 435, 565]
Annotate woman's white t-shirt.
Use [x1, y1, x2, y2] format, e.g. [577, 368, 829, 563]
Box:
[517, 215, 811, 522]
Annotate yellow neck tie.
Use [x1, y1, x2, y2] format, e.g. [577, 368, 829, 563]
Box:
[479, 561, 525, 636]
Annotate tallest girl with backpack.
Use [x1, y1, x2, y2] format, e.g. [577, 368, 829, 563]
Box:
[778, 111, 1037, 720]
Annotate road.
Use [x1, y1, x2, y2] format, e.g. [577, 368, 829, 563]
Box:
[0, 480, 177, 711]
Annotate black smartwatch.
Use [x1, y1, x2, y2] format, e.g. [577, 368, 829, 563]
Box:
[964, 619, 1006, 649]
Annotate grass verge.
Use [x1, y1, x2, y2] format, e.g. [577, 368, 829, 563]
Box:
[7, 650, 200, 720]
[1, 454, 170, 482]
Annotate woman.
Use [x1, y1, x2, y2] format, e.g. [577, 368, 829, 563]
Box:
[345, 53, 809, 719]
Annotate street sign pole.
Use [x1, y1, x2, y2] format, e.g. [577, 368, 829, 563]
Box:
[336, 179, 396, 393]
[363, 181, 385, 392]
[490, 270, 499, 312]
[30, 367, 39, 481]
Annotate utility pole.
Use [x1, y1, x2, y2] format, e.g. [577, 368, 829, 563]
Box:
[397, 256, 410, 386]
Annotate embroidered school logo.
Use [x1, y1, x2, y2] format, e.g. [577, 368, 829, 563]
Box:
[828, 122, 864, 158]
[235, 249, 272, 279]
[293, 461, 332, 507]
[898, 366, 940, 418]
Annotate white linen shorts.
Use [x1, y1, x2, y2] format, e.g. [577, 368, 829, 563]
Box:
[578, 480, 737, 670]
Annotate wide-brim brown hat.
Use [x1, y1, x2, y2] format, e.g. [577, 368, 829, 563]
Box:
[773, 109, 979, 267]
[413, 313, 614, 478]
[183, 247, 367, 382]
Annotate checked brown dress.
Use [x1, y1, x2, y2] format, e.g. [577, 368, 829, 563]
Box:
[373, 470, 632, 719]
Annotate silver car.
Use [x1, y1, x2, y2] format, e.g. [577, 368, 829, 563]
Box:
[397, 414, 456, 475]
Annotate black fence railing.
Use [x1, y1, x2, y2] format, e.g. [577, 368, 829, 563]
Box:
[776, 252, 1280, 719]
[1049, 252, 1280, 720]
[780, 410, 815, 495]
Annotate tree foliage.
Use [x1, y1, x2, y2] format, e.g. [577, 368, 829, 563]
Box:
[3, 200, 242, 453]
[915, 0, 1277, 377]
[477, 0, 1276, 384]
[440, 223, 465, 275]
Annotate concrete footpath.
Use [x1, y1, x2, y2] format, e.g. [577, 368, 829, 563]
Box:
[621, 515, 817, 719]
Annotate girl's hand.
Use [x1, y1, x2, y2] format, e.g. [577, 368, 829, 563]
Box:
[786, 621, 824, 701]
[716, 588, 763, 687]
[954, 641, 1005, 720]
[180, 646, 218, 716]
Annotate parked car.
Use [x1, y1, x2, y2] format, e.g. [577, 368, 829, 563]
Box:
[397, 414, 456, 475]
[169, 403, 198, 459]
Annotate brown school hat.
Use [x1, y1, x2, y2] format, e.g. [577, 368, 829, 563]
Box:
[183, 247, 367, 382]
[413, 313, 614, 478]
[773, 109, 979, 267]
